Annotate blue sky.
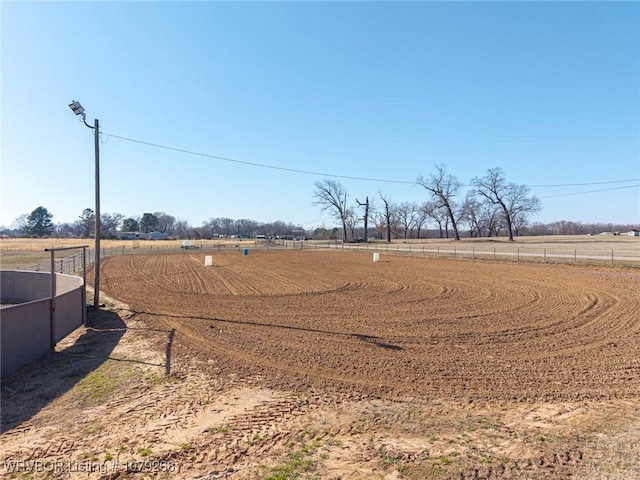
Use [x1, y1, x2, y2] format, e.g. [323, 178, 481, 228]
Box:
[1, 1, 638, 230]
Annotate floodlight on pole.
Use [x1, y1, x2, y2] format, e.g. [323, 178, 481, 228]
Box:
[69, 100, 101, 309]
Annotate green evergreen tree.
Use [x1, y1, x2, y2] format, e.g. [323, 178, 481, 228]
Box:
[26, 206, 54, 237]
[122, 217, 139, 232]
[139, 213, 159, 233]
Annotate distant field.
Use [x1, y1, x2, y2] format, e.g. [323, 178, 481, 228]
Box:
[1, 235, 638, 270]
[1, 234, 637, 252]
[0, 237, 242, 253]
[0, 238, 245, 269]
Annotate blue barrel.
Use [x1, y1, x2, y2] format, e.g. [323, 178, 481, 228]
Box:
[243, 248, 249, 256]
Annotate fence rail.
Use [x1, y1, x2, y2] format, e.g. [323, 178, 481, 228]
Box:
[4, 239, 639, 273]
[318, 242, 640, 266]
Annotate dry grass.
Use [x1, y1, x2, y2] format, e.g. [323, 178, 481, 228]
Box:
[0, 237, 246, 253]
[2, 234, 638, 252]
[579, 415, 640, 479]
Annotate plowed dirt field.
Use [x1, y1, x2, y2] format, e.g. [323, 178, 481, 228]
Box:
[2, 249, 639, 480]
[102, 250, 640, 401]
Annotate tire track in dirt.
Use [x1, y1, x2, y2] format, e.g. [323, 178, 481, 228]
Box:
[100, 250, 640, 401]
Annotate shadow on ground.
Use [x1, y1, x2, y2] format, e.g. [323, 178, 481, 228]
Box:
[0, 307, 127, 433]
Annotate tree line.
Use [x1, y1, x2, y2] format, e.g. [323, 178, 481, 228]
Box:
[4, 164, 637, 240]
[312, 164, 637, 241]
[4, 207, 307, 240]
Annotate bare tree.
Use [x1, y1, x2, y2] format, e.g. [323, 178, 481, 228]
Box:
[414, 206, 429, 239]
[394, 201, 418, 239]
[101, 212, 124, 238]
[174, 218, 191, 239]
[416, 164, 462, 240]
[370, 209, 386, 240]
[485, 205, 504, 237]
[11, 214, 29, 235]
[344, 207, 358, 241]
[471, 167, 541, 241]
[461, 195, 483, 237]
[235, 218, 259, 237]
[221, 218, 235, 237]
[379, 193, 393, 242]
[422, 201, 450, 238]
[313, 180, 348, 242]
[154, 212, 177, 235]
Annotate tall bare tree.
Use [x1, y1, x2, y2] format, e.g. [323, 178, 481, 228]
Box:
[416, 164, 462, 240]
[313, 180, 348, 242]
[379, 193, 393, 243]
[471, 167, 541, 241]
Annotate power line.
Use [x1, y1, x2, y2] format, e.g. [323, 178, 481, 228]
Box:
[105, 132, 639, 189]
[530, 179, 640, 187]
[105, 133, 414, 184]
[540, 184, 640, 199]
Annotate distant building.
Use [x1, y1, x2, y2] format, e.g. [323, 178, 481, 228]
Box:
[149, 231, 168, 240]
[116, 231, 149, 240]
[628, 229, 640, 237]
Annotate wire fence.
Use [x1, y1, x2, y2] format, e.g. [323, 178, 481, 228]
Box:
[5, 240, 306, 274]
[8, 250, 90, 275]
[4, 238, 639, 273]
[316, 241, 640, 266]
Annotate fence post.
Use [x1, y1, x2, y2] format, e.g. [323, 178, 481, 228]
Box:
[574, 249, 577, 263]
[473, 247, 475, 260]
[611, 249, 614, 266]
[544, 248, 546, 263]
[493, 248, 496, 260]
[517, 248, 519, 261]
[49, 252, 56, 350]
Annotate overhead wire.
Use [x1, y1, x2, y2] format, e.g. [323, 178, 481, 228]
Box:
[104, 133, 414, 184]
[540, 184, 639, 199]
[104, 132, 640, 193]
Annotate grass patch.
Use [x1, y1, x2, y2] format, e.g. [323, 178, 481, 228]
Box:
[75, 362, 137, 405]
[136, 447, 152, 457]
[263, 445, 319, 480]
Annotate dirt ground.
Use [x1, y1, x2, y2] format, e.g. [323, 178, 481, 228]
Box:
[2, 250, 639, 479]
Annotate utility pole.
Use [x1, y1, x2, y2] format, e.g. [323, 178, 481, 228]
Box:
[69, 101, 101, 308]
[356, 196, 370, 242]
[93, 118, 101, 308]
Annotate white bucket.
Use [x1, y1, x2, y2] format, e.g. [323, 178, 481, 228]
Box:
[204, 255, 213, 266]
[373, 252, 380, 262]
